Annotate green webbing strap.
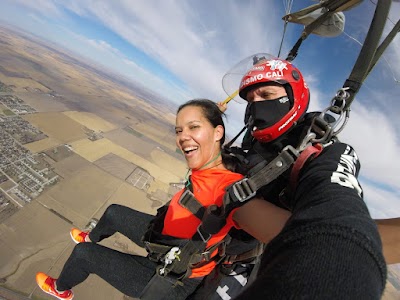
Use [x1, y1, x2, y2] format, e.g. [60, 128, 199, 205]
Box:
[366, 18, 400, 81]
[343, 0, 391, 109]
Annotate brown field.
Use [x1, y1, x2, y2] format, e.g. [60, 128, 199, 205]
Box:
[42, 144, 74, 162]
[94, 153, 137, 181]
[23, 136, 60, 153]
[134, 122, 177, 152]
[23, 112, 87, 143]
[150, 148, 187, 176]
[0, 201, 72, 292]
[39, 164, 123, 228]
[103, 128, 157, 159]
[0, 73, 51, 93]
[16, 91, 71, 112]
[51, 153, 97, 180]
[63, 111, 117, 132]
[69, 138, 184, 185]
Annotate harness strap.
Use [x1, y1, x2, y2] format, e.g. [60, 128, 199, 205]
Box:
[225, 145, 299, 206]
[179, 189, 205, 220]
[179, 190, 227, 237]
[289, 143, 323, 191]
[224, 241, 264, 264]
[150, 190, 229, 278]
[139, 270, 185, 300]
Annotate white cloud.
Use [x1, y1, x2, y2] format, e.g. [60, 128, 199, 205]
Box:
[340, 103, 400, 189]
[56, 0, 284, 102]
[362, 182, 400, 219]
[338, 102, 400, 218]
[4, 0, 63, 17]
[86, 39, 124, 57]
[27, 13, 47, 25]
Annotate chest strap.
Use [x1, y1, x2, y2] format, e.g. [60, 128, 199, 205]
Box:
[289, 143, 323, 191]
[178, 189, 205, 221]
[224, 145, 299, 208]
[224, 143, 325, 211]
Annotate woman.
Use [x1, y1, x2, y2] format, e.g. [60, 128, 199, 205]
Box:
[35, 99, 290, 300]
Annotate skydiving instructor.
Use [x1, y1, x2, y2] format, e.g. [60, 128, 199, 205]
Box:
[220, 54, 387, 299]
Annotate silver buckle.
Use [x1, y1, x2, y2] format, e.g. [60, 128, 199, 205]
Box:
[196, 224, 211, 243]
[231, 178, 256, 202]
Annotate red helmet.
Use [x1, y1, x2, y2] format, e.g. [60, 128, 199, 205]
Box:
[237, 55, 310, 142]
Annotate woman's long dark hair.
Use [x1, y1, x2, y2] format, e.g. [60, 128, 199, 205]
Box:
[177, 99, 239, 172]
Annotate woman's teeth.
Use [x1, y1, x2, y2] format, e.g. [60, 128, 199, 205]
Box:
[184, 146, 198, 154]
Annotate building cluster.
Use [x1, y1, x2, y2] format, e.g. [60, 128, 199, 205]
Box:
[2, 154, 59, 203]
[0, 115, 47, 144]
[0, 191, 18, 223]
[0, 81, 13, 93]
[84, 126, 104, 141]
[0, 86, 60, 221]
[0, 131, 29, 165]
[0, 95, 36, 114]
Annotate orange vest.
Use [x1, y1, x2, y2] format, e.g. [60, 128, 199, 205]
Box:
[162, 168, 243, 278]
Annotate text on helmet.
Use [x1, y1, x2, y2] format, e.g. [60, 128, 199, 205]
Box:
[278, 105, 300, 132]
[240, 71, 285, 88]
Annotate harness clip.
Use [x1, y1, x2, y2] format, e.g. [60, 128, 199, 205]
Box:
[159, 247, 181, 276]
[196, 224, 211, 243]
[231, 178, 257, 203]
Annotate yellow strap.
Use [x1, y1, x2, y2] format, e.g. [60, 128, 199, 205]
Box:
[221, 90, 239, 105]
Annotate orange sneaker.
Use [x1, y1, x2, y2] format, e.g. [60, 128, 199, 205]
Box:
[35, 272, 74, 300]
[70, 228, 89, 244]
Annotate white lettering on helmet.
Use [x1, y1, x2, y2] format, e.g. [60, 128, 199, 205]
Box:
[265, 71, 283, 78]
[240, 74, 264, 87]
[251, 65, 265, 71]
[278, 105, 300, 131]
[266, 60, 288, 72]
[240, 67, 285, 88]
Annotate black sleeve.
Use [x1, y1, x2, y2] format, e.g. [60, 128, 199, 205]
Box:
[235, 142, 387, 300]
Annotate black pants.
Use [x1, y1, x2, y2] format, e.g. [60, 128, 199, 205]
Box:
[56, 204, 202, 299]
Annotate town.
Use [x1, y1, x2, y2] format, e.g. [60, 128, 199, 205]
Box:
[0, 82, 59, 221]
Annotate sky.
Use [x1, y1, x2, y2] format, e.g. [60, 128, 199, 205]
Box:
[0, 0, 399, 219]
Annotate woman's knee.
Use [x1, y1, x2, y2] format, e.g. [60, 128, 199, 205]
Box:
[71, 243, 98, 260]
[103, 204, 124, 220]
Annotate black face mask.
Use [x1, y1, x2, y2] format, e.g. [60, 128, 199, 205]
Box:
[249, 96, 291, 130]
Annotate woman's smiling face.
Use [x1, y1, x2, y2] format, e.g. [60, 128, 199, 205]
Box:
[175, 105, 223, 170]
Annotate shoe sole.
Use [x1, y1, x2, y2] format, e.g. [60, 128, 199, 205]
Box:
[39, 287, 74, 300]
[69, 231, 80, 244]
[36, 273, 74, 300]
